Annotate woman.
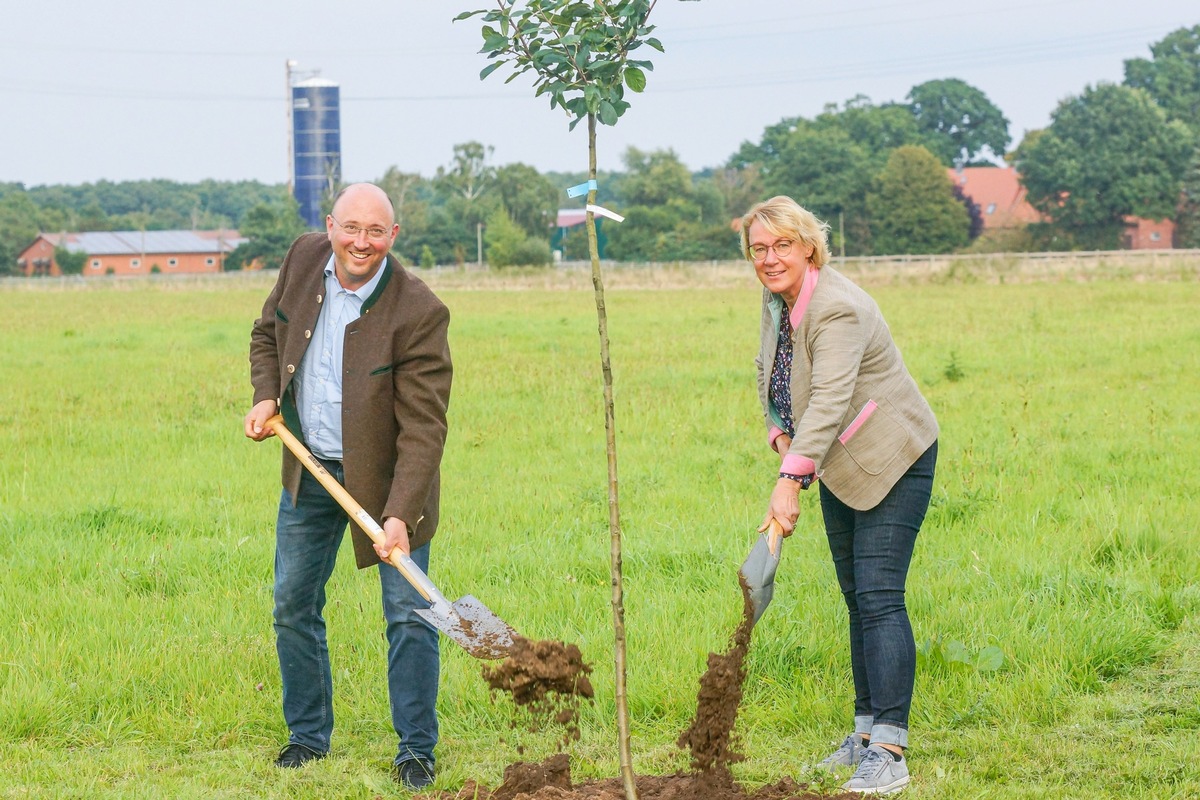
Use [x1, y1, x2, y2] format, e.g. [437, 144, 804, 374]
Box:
[743, 196, 938, 794]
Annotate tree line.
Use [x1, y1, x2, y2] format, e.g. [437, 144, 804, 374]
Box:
[2, 24, 1197, 275]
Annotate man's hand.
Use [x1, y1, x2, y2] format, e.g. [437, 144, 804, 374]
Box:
[244, 399, 279, 441]
[374, 516, 410, 561]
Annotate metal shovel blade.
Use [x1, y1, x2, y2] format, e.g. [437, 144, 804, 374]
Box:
[415, 594, 517, 660]
[738, 521, 784, 625]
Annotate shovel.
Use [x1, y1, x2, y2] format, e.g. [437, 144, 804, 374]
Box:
[739, 518, 785, 626]
[264, 415, 518, 660]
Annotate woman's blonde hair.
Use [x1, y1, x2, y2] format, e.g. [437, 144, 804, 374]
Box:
[740, 195, 832, 268]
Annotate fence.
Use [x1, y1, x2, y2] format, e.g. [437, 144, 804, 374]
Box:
[4, 249, 1200, 292]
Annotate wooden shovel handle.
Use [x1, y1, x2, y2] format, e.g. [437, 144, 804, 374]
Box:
[263, 414, 435, 604]
[767, 518, 784, 557]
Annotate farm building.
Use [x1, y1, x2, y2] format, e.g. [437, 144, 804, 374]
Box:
[948, 166, 1176, 249]
[16, 229, 246, 277]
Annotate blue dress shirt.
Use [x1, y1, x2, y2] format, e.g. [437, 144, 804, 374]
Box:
[294, 255, 387, 460]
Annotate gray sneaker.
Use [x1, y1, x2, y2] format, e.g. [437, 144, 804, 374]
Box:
[843, 744, 910, 794]
[816, 734, 869, 769]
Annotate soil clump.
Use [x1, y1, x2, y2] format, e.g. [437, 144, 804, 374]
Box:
[481, 636, 595, 750]
[675, 575, 756, 771]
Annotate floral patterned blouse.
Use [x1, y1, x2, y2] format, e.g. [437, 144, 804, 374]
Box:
[769, 310, 795, 438]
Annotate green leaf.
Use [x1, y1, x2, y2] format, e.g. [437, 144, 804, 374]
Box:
[483, 34, 510, 51]
[624, 66, 646, 93]
[975, 646, 1005, 672]
[479, 61, 505, 81]
[586, 59, 620, 79]
[646, 37, 664, 52]
[599, 99, 618, 126]
[943, 639, 971, 666]
[453, 10, 484, 22]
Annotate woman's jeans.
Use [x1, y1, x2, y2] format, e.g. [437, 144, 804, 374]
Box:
[273, 462, 440, 764]
[820, 440, 937, 750]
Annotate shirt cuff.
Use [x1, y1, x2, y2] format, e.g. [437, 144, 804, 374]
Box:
[768, 425, 786, 450]
[780, 453, 816, 476]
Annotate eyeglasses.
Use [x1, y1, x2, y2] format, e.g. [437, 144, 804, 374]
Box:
[749, 239, 794, 262]
[330, 216, 392, 241]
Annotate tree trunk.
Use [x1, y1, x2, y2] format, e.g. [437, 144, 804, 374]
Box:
[585, 112, 638, 800]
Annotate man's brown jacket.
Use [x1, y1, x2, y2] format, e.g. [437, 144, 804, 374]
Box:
[250, 232, 452, 567]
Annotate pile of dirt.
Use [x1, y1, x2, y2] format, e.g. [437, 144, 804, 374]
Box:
[420, 582, 857, 800]
[428, 756, 853, 799]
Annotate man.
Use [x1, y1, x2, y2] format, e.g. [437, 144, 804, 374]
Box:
[244, 182, 452, 790]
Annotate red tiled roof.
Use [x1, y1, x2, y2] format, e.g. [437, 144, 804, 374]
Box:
[947, 166, 1043, 229]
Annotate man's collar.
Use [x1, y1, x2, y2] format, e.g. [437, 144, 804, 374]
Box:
[324, 254, 388, 299]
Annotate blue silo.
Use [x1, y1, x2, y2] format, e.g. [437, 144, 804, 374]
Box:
[292, 77, 342, 228]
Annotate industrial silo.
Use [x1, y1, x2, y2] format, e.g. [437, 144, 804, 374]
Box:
[291, 77, 342, 228]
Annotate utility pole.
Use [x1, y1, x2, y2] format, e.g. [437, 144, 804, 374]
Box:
[839, 211, 845, 260]
[285, 59, 298, 195]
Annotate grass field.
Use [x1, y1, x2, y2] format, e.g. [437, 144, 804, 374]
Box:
[2, 267, 1198, 799]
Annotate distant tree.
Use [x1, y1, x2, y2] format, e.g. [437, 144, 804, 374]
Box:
[376, 167, 429, 233]
[603, 203, 682, 261]
[420, 244, 437, 269]
[483, 207, 550, 267]
[436, 141, 495, 204]
[492, 162, 558, 239]
[601, 148, 734, 261]
[818, 95, 930, 156]
[1176, 147, 1200, 248]
[867, 145, 970, 254]
[26, 178, 281, 232]
[1124, 25, 1200, 136]
[0, 191, 40, 276]
[707, 164, 763, 221]
[952, 183, 985, 241]
[55, 246, 88, 275]
[906, 78, 1011, 166]
[756, 122, 876, 255]
[223, 197, 306, 271]
[1014, 83, 1193, 249]
[402, 204, 475, 267]
[616, 146, 692, 207]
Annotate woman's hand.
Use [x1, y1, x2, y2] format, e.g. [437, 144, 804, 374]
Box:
[773, 433, 793, 458]
[762, 477, 801, 536]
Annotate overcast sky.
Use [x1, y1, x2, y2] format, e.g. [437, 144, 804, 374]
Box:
[3, 1, 1196, 188]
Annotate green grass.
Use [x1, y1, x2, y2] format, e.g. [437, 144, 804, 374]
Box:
[1, 271, 1198, 798]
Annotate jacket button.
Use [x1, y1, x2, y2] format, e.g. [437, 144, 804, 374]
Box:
[317, 294, 323, 303]
[286, 364, 295, 374]
[305, 330, 312, 338]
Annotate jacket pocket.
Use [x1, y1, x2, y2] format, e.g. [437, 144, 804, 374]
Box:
[838, 400, 877, 444]
[275, 308, 289, 322]
[838, 400, 909, 476]
[369, 364, 395, 376]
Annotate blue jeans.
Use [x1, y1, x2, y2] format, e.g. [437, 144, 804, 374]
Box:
[820, 441, 936, 750]
[273, 462, 440, 764]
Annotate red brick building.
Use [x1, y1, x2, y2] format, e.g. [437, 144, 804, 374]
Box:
[948, 166, 1176, 249]
[16, 229, 246, 277]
